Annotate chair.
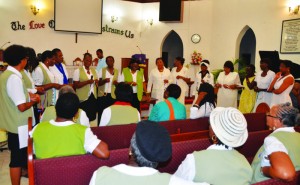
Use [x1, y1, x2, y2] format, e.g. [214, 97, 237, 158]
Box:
[256, 103, 270, 113]
[73, 57, 82, 66]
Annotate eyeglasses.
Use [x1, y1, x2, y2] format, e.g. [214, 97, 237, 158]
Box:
[266, 113, 281, 119]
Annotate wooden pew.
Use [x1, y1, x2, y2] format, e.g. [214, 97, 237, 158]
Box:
[29, 128, 299, 185]
[90, 113, 268, 150]
[170, 130, 209, 142]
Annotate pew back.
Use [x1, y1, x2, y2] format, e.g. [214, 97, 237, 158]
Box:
[33, 148, 129, 185]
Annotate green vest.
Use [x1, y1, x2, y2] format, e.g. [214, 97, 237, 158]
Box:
[98, 67, 118, 99]
[20, 70, 33, 89]
[193, 149, 252, 185]
[123, 68, 144, 101]
[40, 106, 83, 125]
[94, 166, 171, 185]
[107, 105, 139, 126]
[251, 131, 300, 183]
[75, 67, 97, 101]
[32, 121, 86, 159]
[38, 63, 53, 107]
[0, 70, 32, 133]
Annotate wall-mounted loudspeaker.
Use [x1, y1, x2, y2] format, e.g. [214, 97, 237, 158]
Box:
[159, 0, 182, 22]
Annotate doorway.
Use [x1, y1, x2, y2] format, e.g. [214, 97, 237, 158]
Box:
[161, 30, 184, 68]
[237, 26, 256, 68]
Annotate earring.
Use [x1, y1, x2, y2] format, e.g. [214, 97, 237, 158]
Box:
[211, 135, 217, 143]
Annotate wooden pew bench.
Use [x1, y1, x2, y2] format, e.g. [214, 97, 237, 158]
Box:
[91, 113, 268, 150]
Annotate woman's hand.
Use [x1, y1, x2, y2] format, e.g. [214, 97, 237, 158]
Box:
[275, 72, 282, 79]
[215, 83, 222, 88]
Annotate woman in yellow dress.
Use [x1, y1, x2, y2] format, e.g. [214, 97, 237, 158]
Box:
[239, 64, 256, 113]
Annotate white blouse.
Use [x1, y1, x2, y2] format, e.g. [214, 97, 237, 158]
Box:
[255, 70, 275, 89]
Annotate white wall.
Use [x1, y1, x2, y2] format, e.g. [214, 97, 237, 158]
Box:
[209, 0, 300, 70]
[0, 0, 299, 74]
[0, 0, 142, 72]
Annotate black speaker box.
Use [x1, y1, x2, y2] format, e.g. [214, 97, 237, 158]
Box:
[159, 0, 182, 22]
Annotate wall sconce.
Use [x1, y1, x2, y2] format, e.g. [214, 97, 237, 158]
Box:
[147, 19, 153, 26]
[289, 5, 300, 15]
[111, 16, 118, 23]
[31, 5, 39, 15]
[31, 0, 40, 16]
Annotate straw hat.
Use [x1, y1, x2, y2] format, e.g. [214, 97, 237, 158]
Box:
[210, 107, 248, 147]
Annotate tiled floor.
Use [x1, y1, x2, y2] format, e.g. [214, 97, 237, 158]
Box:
[0, 104, 192, 185]
[0, 147, 29, 185]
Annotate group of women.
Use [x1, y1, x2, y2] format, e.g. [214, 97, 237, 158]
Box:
[214, 59, 295, 114]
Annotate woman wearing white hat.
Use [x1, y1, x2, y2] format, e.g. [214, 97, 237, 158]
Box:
[175, 107, 252, 185]
[194, 60, 214, 104]
[251, 103, 300, 183]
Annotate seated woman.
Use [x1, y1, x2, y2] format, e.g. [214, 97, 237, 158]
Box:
[99, 82, 141, 126]
[149, 84, 186, 122]
[90, 120, 208, 185]
[175, 107, 252, 185]
[190, 83, 215, 119]
[32, 93, 109, 159]
[251, 102, 300, 183]
[40, 85, 90, 127]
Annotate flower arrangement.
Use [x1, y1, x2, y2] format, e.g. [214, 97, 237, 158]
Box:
[191, 50, 202, 65]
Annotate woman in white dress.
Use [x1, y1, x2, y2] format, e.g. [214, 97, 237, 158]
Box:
[268, 60, 294, 107]
[253, 59, 275, 112]
[147, 58, 172, 102]
[171, 57, 190, 104]
[215, 61, 241, 108]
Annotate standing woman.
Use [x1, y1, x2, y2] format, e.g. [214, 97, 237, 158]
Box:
[147, 58, 172, 102]
[268, 60, 294, 107]
[171, 57, 190, 105]
[253, 59, 275, 112]
[73, 53, 98, 121]
[215, 61, 241, 108]
[238, 64, 256, 113]
[97, 56, 118, 124]
[120, 58, 146, 111]
[0, 45, 40, 185]
[21, 47, 44, 124]
[32, 50, 62, 108]
[194, 60, 214, 104]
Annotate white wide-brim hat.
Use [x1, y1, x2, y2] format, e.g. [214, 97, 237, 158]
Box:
[210, 107, 248, 148]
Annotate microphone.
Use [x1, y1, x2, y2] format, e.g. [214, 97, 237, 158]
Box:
[1, 41, 11, 49]
[136, 45, 143, 54]
[91, 75, 93, 80]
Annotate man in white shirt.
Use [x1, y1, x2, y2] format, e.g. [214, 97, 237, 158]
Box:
[95, 49, 106, 72]
[50, 48, 69, 85]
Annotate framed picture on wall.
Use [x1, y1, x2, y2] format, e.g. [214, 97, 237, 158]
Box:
[280, 18, 300, 54]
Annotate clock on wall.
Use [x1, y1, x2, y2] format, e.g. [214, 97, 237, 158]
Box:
[191, 34, 201, 44]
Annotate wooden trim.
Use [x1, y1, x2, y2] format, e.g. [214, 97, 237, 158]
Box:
[27, 117, 34, 185]
[170, 130, 209, 142]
